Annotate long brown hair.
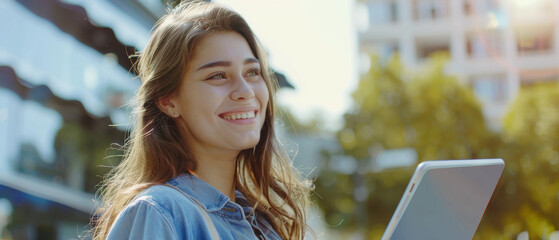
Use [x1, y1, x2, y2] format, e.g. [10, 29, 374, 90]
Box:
[91, 1, 311, 239]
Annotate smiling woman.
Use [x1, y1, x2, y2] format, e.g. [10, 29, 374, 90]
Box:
[90, 2, 312, 240]
[159, 31, 270, 173]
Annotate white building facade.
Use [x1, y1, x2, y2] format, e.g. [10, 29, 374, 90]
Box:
[358, 0, 559, 128]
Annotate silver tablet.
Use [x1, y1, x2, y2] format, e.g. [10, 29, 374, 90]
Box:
[382, 159, 505, 240]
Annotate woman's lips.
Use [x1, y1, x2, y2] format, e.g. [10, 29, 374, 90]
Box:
[219, 110, 257, 120]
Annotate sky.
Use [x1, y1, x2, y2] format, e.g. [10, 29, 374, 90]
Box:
[215, 0, 359, 131]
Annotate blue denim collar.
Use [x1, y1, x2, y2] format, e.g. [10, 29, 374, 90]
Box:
[167, 173, 231, 211]
[166, 173, 258, 221]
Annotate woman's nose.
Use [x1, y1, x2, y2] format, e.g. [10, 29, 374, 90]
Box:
[230, 75, 255, 101]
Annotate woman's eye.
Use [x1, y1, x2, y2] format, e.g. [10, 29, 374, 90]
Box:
[246, 69, 260, 77]
[208, 73, 225, 80]
[204, 72, 227, 85]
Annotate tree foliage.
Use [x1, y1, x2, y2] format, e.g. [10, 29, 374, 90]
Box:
[477, 82, 559, 239]
[315, 53, 559, 239]
[338, 53, 493, 163]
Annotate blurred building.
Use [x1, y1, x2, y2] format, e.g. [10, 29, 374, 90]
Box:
[0, 0, 158, 239]
[357, 0, 559, 129]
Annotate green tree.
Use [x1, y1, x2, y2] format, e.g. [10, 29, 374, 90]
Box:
[406, 53, 495, 161]
[475, 83, 559, 239]
[315, 53, 497, 238]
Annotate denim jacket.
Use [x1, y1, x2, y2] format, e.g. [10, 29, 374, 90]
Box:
[106, 173, 283, 240]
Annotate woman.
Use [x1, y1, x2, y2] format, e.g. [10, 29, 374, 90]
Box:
[91, 1, 311, 239]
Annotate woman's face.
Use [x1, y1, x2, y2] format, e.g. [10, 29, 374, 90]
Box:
[170, 31, 269, 158]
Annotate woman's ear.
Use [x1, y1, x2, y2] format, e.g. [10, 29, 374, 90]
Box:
[156, 94, 181, 118]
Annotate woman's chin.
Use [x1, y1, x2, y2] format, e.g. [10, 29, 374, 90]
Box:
[235, 138, 260, 151]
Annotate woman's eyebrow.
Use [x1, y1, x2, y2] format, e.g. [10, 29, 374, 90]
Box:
[196, 58, 260, 71]
[197, 61, 230, 71]
[244, 58, 259, 65]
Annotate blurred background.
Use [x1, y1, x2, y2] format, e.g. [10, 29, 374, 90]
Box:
[0, 0, 558, 239]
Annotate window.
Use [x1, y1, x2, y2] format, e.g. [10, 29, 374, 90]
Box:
[416, 37, 450, 59]
[466, 31, 503, 58]
[367, 1, 398, 24]
[472, 75, 506, 103]
[413, 0, 449, 20]
[361, 41, 399, 60]
[379, 41, 400, 59]
[464, 0, 500, 15]
[516, 26, 555, 56]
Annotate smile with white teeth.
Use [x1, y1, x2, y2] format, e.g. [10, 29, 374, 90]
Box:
[222, 111, 256, 120]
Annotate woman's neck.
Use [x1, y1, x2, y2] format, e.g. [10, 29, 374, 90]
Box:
[191, 153, 237, 202]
